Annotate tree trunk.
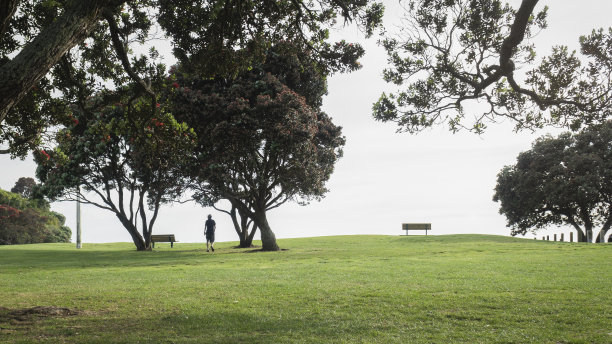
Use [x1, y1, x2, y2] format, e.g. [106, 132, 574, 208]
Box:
[228, 206, 247, 247]
[228, 202, 258, 248]
[0, 0, 122, 121]
[238, 206, 257, 248]
[253, 210, 279, 251]
[596, 225, 610, 243]
[115, 213, 147, 250]
[585, 224, 593, 243]
[597, 212, 612, 243]
[246, 222, 258, 248]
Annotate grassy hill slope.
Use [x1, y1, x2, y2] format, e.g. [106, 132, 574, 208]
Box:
[0, 235, 610, 343]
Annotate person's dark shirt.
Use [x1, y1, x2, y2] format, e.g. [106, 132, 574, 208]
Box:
[205, 219, 216, 233]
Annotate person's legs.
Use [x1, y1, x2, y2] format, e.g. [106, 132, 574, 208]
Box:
[206, 239, 210, 252]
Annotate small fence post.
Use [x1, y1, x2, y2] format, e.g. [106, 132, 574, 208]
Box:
[554, 234, 557, 241]
[560, 233, 564, 242]
[570, 232, 573, 242]
[547, 235, 550, 241]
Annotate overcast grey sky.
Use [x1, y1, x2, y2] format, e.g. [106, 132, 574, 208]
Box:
[2, 1, 611, 244]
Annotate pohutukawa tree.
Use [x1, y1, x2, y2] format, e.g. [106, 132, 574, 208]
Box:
[11, 177, 37, 199]
[0, 188, 72, 245]
[170, 69, 345, 251]
[374, 0, 612, 133]
[493, 121, 612, 243]
[0, 0, 383, 155]
[35, 91, 196, 251]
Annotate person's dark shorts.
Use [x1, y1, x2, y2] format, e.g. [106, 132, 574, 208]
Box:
[206, 232, 215, 243]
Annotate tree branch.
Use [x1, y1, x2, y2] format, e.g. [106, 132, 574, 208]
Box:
[102, 8, 155, 98]
[0, 0, 19, 39]
[474, 0, 539, 94]
[0, 0, 126, 123]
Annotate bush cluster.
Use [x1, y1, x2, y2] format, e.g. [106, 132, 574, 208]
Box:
[0, 189, 71, 245]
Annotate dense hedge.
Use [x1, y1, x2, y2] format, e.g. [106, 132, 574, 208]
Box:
[0, 189, 71, 245]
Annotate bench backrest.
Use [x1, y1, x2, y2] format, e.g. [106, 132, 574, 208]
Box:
[151, 234, 176, 242]
[402, 223, 431, 230]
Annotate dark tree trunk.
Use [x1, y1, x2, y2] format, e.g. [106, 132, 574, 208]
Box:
[229, 206, 244, 244]
[228, 202, 258, 248]
[115, 212, 147, 251]
[598, 212, 612, 243]
[253, 210, 279, 251]
[0, 0, 123, 121]
[585, 224, 593, 243]
[238, 206, 257, 248]
[246, 221, 258, 247]
[566, 215, 587, 242]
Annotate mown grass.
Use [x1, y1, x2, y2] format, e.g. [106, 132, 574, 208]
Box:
[0, 235, 610, 343]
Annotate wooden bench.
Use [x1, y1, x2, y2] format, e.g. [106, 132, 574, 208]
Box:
[402, 223, 431, 235]
[151, 234, 177, 248]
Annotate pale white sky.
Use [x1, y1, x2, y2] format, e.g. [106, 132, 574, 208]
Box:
[1, 1, 611, 244]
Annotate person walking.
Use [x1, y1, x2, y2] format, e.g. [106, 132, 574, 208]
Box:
[204, 214, 216, 252]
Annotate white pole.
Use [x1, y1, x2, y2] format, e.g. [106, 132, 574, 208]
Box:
[76, 188, 82, 249]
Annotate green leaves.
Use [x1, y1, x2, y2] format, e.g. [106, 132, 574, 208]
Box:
[376, 0, 610, 133]
[493, 121, 612, 240]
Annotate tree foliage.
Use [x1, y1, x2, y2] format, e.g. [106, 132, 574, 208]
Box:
[169, 44, 345, 251]
[10, 177, 37, 199]
[0, 189, 71, 245]
[35, 89, 196, 251]
[0, 0, 383, 156]
[493, 121, 612, 242]
[374, 0, 612, 133]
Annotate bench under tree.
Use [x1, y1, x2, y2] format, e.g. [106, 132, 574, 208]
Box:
[151, 234, 178, 248]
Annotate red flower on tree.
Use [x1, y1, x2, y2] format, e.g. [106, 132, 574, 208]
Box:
[39, 149, 50, 160]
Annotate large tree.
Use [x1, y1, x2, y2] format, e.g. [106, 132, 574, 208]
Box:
[493, 121, 612, 242]
[374, 0, 612, 133]
[0, 0, 383, 155]
[170, 62, 345, 251]
[35, 89, 196, 251]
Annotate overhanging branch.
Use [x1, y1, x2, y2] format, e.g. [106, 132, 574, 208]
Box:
[102, 8, 155, 98]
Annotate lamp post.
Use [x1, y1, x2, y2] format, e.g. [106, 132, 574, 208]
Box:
[76, 188, 82, 249]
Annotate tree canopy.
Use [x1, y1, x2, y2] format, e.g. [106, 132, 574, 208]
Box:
[373, 0, 612, 133]
[493, 121, 612, 242]
[35, 89, 196, 251]
[0, 0, 383, 156]
[170, 58, 345, 251]
[10, 177, 37, 199]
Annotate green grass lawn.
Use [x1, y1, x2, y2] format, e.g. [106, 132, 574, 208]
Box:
[0, 234, 610, 343]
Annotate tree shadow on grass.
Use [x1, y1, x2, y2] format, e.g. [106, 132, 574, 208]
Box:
[0, 308, 378, 344]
